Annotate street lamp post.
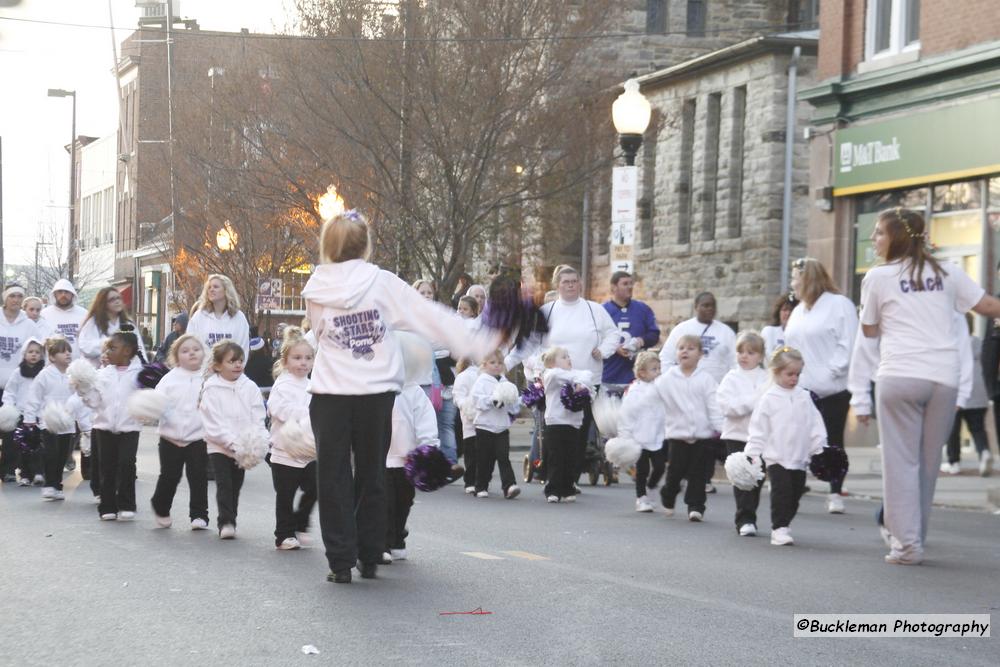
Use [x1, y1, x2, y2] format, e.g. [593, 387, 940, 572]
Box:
[612, 79, 651, 166]
[48, 88, 77, 282]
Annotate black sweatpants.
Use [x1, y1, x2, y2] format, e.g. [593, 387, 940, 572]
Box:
[271, 459, 317, 545]
[210, 453, 245, 529]
[661, 439, 710, 513]
[150, 438, 208, 522]
[543, 424, 579, 499]
[461, 435, 477, 487]
[768, 463, 806, 530]
[475, 428, 516, 494]
[813, 390, 850, 494]
[42, 431, 73, 491]
[946, 408, 989, 463]
[95, 430, 140, 515]
[311, 392, 395, 573]
[385, 466, 415, 551]
[634, 448, 666, 498]
[1, 430, 18, 479]
[701, 438, 725, 486]
[723, 439, 763, 528]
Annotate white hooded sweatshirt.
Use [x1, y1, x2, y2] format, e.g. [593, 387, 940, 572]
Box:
[3, 337, 46, 412]
[0, 309, 39, 388]
[744, 384, 827, 470]
[198, 372, 267, 458]
[302, 260, 495, 396]
[186, 308, 251, 360]
[39, 279, 88, 358]
[267, 372, 314, 468]
[83, 357, 144, 433]
[155, 366, 205, 446]
[386, 383, 440, 468]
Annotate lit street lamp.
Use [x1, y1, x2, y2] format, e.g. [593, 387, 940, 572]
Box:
[216, 222, 238, 252]
[612, 79, 651, 166]
[47, 88, 77, 282]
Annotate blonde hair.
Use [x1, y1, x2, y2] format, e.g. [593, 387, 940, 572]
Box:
[411, 279, 435, 296]
[272, 326, 314, 378]
[456, 357, 472, 374]
[320, 210, 370, 263]
[676, 334, 702, 352]
[541, 346, 568, 368]
[735, 330, 765, 356]
[633, 350, 660, 375]
[23, 296, 43, 309]
[480, 349, 505, 368]
[791, 257, 838, 309]
[166, 333, 205, 369]
[207, 340, 245, 377]
[769, 346, 804, 373]
[551, 265, 578, 286]
[193, 274, 241, 317]
[45, 335, 72, 358]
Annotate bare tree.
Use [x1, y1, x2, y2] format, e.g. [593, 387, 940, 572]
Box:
[29, 221, 109, 300]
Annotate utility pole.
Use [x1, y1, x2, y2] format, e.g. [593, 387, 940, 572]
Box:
[164, 0, 177, 232]
[69, 92, 77, 283]
[0, 136, 5, 286]
[397, 0, 417, 280]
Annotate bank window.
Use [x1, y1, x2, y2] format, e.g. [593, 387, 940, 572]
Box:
[866, 0, 920, 60]
[932, 181, 980, 213]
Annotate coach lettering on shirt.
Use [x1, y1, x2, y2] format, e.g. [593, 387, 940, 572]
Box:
[601, 271, 660, 389]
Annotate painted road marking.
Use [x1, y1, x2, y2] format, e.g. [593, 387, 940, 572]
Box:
[501, 551, 549, 561]
[461, 552, 505, 560]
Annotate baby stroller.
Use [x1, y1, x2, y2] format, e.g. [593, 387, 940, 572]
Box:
[583, 432, 616, 486]
[585, 385, 627, 486]
[523, 405, 546, 484]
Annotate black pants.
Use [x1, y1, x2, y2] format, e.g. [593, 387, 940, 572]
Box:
[723, 439, 763, 528]
[813, 390, 850, 494]
[311, 392, 395, 573]
[83, 430, 101, 494]
[701, 439, 725, 487]
[461, 436, 477, 487]
[42, 431, 73, 490]
[95, 430, 140, 515]
[767, 464, 806, 529]
[946, 408, 989, 463]
[271, 459, 317, 545]
[544, 424, 579, 499]
[661, 439, 710, 513]
[634, 448, 666, 497]
[210, 453, 245, 529]
[475, 428, 515, 494]
[385, 466, 415, 551]
[151, 439, 208, 521]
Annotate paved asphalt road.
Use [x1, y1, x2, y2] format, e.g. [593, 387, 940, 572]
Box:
[1, 436, 996, 666]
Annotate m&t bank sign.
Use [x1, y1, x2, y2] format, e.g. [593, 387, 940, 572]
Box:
[839, 138, 902, 174]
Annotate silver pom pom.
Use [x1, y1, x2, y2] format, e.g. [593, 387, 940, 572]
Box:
[126, 389, 169, 425]
[0, 403, 21, 432]
[67, 358, 99, 395]
[41, 402, 75, 433]
[604, 437, 641, 468]
[231, 428, 269, 470]
[491, 381, 520, 408]
[592, 392, 621, 438]
[724, 451, 765, 491]
[279, 416, 316, 461]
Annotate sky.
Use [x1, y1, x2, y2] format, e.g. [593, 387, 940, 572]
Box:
[0, 0, 296, 268]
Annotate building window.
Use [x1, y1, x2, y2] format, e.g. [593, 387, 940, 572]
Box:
[788, 0, 820, 29]
[866, 0, 920, 60]
[727, 86, 747, 238]
[646, 0, 667, 34]
[103, 186, 115, 244]
[701, 92, 721, 240]
[677, 99, 697, 244]
[686, 0, 706, 37]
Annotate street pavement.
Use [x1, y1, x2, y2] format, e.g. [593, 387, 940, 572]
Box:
[1, 428, 997, 666]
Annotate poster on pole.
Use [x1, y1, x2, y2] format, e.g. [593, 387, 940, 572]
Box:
[256, 278, 282, 311]
[611, 166, 638, 224]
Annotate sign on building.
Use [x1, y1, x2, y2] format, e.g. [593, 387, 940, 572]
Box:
[611, 165, 637, 274]
[256, 278, 283, 311]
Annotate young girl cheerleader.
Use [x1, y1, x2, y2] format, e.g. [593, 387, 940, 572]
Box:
[655, 335, 723, 522]
[452, 357, 480, 494]
[81, 327, 144, 520]
[541, 346, 593, 503]
[3, 338, 46, 486]
[267, 327, 318, 550]
[470, 349, 522, 499]
[716, 331, 769, 536]
[150, 334, 210, 530]
[744, 347, 828, 546]
[617, 350, 666, 512]
[199, 340, 268, 539]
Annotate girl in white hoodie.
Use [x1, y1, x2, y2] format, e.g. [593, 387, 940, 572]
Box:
[470, 350, 522, 500]
[302, 210, 494, 584]
[541, 346, 593, 503]
[452, 357, 480, 494]
[716, 331, 769, 536]
[198, 340, 267, 539]
[150, 334, 210, 530]
[2, 337, 45, 485]
[23, 337, 79, 499]
[267, 328, 317, 550]
[618, 351, 666, 513]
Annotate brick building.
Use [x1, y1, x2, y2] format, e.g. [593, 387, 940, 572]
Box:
[800, 0, 1000, 302]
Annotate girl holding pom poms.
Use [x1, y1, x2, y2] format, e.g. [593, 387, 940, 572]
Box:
[198, 340, 268, 540]
[149, 334, 210, 530]
[617, 350, 666, 513]
[744, 347, 827, 546]
[541, 346, 592, 503]
[267, 327, 318, 551]
[452, 357, 480, 494]
[3, 338, 46, 486]
[23, 337, 77, 500]
[470, 349, 522, 500]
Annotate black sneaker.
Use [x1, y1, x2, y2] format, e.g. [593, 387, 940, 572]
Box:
[327, 569, 352, 584]
[357, 562, 377, 579]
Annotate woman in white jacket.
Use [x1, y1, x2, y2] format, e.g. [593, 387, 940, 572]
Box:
[186, 274, 251, 362]
[78, 287, 148, 368]
[302, 210, 495, 584]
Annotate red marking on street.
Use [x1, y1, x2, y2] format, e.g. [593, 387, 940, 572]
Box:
[439, 607, 493, 616]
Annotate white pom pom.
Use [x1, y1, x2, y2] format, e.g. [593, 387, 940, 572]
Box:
[232, 428, 269, 470]
[67, 358, 99, 395]
[80, 431, 92, 456]
[491, 381, 519, 408]
[592, 392, 621, 438]
[279, 416, 316, 461]
[0, 403, 21, 432]
[126, 389, 169, 425]
[41, 402, 75, 433]
[725, 451, 765, 491]
[604, 437, 641, 468]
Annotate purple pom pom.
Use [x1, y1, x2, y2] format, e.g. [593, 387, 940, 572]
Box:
[482, 275, 548, 351]
[809, 447, 849, 483]
[137, 362, 169, 389]
[13, 423, 41, 454]
[559, 382, 590, 412]
[520, 381, 545, 409]
[404, 444, 453, 492]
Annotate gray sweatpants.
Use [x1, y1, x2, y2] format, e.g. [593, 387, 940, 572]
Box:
[876, 376, 958, 558]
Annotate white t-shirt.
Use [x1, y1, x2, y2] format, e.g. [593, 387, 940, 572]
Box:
[659, 318, 736, 384]
[760, 325, 785, 359]
[860, 260, 984, 387]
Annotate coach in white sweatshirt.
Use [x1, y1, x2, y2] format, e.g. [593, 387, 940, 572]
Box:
[659, 292, 736, 384]
[0, 285, 39, 393]
[186, 275, 251, 360]
[40, 279, 88, 358]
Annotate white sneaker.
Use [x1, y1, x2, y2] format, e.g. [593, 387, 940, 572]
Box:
[688, 511, 703, 522]
[705, 483, 716, 494]
[32, 474, 45, 486]
[92, 495, 101, 504]
[295, 531, 312, 546]
[100, 513, 118, 521]
[190, 518, 209, 531]
[738, 523, 757, 537]
[885, 548, 922, 565]
[154, 514, 172, 529]
[827, 494, 845, 514]
[40, 487, 55, 500]
[277, 537, 301, 550]
[219, 524, 236, 539]
[563, 495, 576, 503]
[663, 507, 675, 517]
[879, 525, 892, 548]
[390, 548, 408, 560]
[940, 462, 961, 475]
[464, 486, 476, 494]
[17, 477, 30, 487]
[118, 511, 135, 521]
[635, 497, 654, 512]
[505, 485, 521, 499]
[52, 490, 65, 501]
[475, 490, 489, 498]
[979, 450, 993, 477]
[546, 495, 559, 503]
[770, 527, 794, 545]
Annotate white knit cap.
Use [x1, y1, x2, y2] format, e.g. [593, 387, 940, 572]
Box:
[3, 284, 26, 300]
